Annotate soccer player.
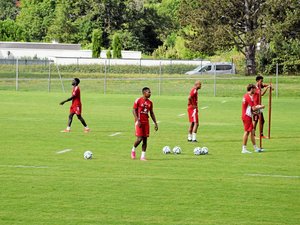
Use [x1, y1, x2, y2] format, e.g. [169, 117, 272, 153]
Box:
[241, 84, 265, 153]
[253, 75, 272, 138]
[60, 78, 90, 133]
[131, 87, 158, 161]
[187, 80, 202, 142]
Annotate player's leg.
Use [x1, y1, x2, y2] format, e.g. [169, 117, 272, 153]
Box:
[76, 114, 90, 132]
[260, 113, 265, 137]
[75, 106, 90, 132]
[131, 136, 142, 159]
[253, 115, 258, 136]
[140, 137, 147, 160]
[188, 122, 194, 141]
[242, 119, 252, 153]
[61, 113, 75, 132]
[68, 113, 75, 127]
[191, 110, 199, 142]
[132, 120, 143, 159]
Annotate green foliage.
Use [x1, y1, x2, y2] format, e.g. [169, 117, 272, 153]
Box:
[0, 0, 19, 20]
[257, 36, 300, 74]
[112, 33, 122, 58]
[0, 19, 25, 41]
[16, 0, 56, 41]
[153, 33, 206, 59]
[92, 29, 102, 58]
[106, 48, 112, 59]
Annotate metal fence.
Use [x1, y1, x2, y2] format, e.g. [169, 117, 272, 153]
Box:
[0, 58, 299, 98]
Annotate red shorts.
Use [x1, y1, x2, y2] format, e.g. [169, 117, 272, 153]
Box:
[242, 118, 253, 132]
[135, 121, 150, 137]
[188, 107, 199, 123]
[70, 105, 82, 115]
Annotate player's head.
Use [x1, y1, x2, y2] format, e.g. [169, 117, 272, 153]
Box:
[256, 75, 264, 84]
[72, 78, 80, 86]
[142, 87, 151, 98]
[195, 80, 202, 90]
[256, 75, 264, 82]
[247, 84, 256, 94]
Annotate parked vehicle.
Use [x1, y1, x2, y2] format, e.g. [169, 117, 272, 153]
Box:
[185, 62, 236, 75]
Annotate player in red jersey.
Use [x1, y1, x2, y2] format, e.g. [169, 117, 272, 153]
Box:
[241, 84, 265, 153]
[253, 75, 272, 138]
[131, 87, 158, 160]
[60, 78, 90, 133]
[187, 80, 202, 142]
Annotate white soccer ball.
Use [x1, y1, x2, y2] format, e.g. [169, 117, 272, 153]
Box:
[201, 147, 208, 155]
[172, 146, 182, 154]
[162, 146, 171, 154]
[84, 151, 93, 160]
[193, 147, 202, 155]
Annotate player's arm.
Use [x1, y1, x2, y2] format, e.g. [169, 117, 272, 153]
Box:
[60, 96, 73, 105]
[132, 108, 141, 127]
[261, 85, 273, 96]
[252, 104, 265, 111]
[150, 109, 158, 131]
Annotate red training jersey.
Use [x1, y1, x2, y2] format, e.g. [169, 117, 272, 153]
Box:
[253, 85, 261, 106]
[188, 87, 198, 108]
[133, 97, 153, 123]
[242, 93, 254, 120]
[72, 86, 81, 106]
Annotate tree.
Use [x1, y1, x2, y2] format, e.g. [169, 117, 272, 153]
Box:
[179, 0, 267, 75]
[112, 33, 122, 58]
[0, 0, 19, 20]
[0, 19, 25, 41]
[16, 0, 56, 41]
[257, 0, 300, 74]
[92, 29, 102, 58]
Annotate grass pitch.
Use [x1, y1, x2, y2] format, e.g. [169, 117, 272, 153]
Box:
[0, 90, 299, 225]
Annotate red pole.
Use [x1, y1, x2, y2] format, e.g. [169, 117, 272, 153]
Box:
[268, 82, 272, 139]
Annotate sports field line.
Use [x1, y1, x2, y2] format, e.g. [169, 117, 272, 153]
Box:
[0, 165, 49, 169]
[245, 173, 300, 179]
[178, 113, 186, 117]
[109, 132, 122, 137]
[201, 106, 209, 110]
[56, 149, 72, 154]
[152, 121, 161, 124]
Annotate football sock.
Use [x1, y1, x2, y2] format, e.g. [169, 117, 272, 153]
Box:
[192, 133, 197, 141]
[242, 145, 247, 150]
[131, 147, 136, 152]
[141, 151, 146, 158]
[253, 145, 258, 149]
[188, 133, 192, 140]
[66, 126, 71, 131]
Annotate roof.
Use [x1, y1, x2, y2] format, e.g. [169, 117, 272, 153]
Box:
[0, 42, 81, 50]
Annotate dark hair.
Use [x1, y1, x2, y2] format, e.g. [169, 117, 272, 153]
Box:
[74, 78, 80, 84]
[256, 75, 263, 81]
[247, 84, 256, 91]
[142, 87, 150, 93]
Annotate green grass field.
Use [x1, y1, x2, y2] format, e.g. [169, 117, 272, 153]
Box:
[0, 89, 299, 225]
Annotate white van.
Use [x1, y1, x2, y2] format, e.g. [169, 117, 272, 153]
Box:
[185, 62, 236, 75]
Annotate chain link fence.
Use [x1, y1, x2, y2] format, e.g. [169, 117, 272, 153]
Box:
[0, 58, 299, 97]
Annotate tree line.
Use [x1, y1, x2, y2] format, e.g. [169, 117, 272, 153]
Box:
[0, 0, 299, 74]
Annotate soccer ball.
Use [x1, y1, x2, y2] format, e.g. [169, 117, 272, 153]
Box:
[201, 147, 208, 155]
[172, 146, 182, 154]
[162, 146, 171, 154]
[193, 147, 202, 155]
[84, 151, 93, 160]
